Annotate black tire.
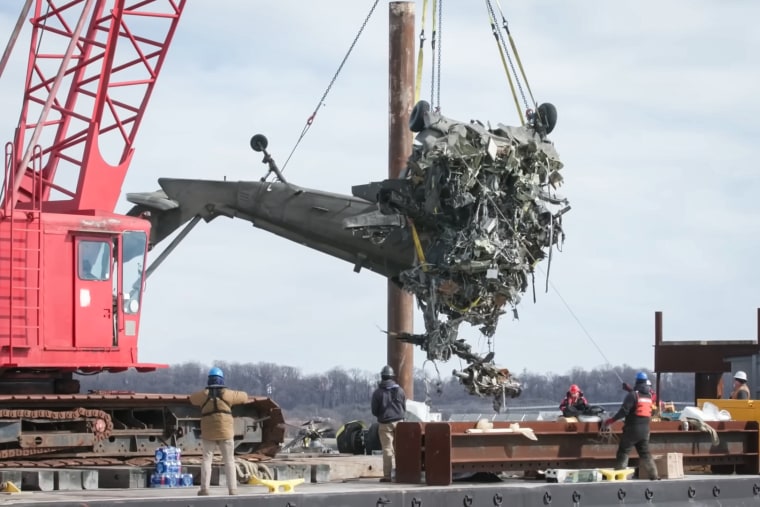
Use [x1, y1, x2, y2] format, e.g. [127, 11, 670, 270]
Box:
[365, 423, 382, 453]
[409, 100, 431, 132]
[250, 134, 268, 152]
[336, 420, 366, 454]
[537, 103, 557, 134]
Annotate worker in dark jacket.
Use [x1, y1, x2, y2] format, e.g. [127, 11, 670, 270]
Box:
[603, 371, 659, 480]
[371, 365, 406, 482]
[189, 367, 249, 496]
[559, 384, 589, 417]
[730, 371, 750, 399]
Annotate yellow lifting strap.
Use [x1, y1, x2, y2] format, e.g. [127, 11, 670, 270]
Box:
[507, 32, 533, 107]
[449, 296, 482, 314]
[414, 0, 430, 103]
[407, 218, 428, 272]
[486, 9, 523, 125]
[493, 0, 536, 108]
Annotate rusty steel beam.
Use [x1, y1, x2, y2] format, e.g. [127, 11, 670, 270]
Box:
[387, 1, 415, 399]
[396, 420, 760, 486]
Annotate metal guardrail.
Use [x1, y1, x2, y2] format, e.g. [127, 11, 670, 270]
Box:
[396, 420, 760, 486]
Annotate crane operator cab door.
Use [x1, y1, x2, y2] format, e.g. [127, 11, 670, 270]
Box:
[74, 236, 115, 348]
[74, 231, 148, 349]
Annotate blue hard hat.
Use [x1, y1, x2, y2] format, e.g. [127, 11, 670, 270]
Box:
[635, 371, 648, 382]
[207, 367, 225, 387]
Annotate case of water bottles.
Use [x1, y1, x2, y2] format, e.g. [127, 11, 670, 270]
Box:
[150, 446, 194, 488]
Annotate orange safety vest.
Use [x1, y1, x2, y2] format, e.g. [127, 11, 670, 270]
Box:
[634, 391, 653, 417]
[730, 384, 751, 400]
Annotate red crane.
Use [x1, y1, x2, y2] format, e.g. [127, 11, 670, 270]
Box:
[0, 1, 284, 463]
[1, 0, 186, 393]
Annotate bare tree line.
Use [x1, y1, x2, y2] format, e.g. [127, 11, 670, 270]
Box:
[77, 362, 696, 423]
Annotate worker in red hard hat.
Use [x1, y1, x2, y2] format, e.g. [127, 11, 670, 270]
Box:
[559, 384, 589, 417]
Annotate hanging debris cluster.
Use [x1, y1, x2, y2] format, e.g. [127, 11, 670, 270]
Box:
[370, 102, 568, 409]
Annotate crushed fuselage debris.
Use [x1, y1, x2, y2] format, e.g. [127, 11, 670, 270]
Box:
[347, 102, 569, 408]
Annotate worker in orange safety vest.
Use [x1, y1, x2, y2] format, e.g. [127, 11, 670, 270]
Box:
[603, 371, 659, 480]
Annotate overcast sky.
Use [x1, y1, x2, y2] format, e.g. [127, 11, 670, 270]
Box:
[1, 1, 759, 382]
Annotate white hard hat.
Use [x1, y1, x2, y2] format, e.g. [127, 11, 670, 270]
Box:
[734, 371, 748, 382]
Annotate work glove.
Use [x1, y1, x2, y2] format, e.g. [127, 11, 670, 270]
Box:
[603, 418, 615, 428]
[622, 382, 632, 392]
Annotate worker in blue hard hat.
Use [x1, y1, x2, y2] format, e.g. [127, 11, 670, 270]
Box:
[603, 371, 659, 480]
[189, 367, 250, 496]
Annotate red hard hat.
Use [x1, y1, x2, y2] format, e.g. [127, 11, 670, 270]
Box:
[569, 384, 580, 394]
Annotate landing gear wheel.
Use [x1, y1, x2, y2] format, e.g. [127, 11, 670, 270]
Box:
[250, 134, 268, 152]
[409, 100, 431, 133]
[537, 103, 557, 134]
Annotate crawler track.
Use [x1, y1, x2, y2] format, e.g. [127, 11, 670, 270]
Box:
[0, 393, 284, 461]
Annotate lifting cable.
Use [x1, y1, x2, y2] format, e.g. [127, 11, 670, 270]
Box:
[492, 0, 537, 110]
[415, 0, 444, 110]
[484, 0, 537, 124]
[414, 0, 429, 103]
[279, 0, 380, 173]
[0, 0, 34, 81]
[430, 0, 443, 110]
[481, 190, 625, 384]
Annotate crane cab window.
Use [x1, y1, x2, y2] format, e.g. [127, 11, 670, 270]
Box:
[78, 240, 111, 281]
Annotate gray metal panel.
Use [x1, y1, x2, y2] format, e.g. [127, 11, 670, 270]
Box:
[11, 476, 760, 507]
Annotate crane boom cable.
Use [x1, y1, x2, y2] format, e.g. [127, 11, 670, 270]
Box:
[0, 0, 34, 81]
[485, 6, 523, 124]
[280, 0, 380, 172]
[11, 0, 96, 206]
[429, 0, 437, 108]
[480, 188, 624, 384]
[435, 0, 443, 109]
[484, 0, 529, 113]
[492, 0, 537, 109]
[414, 0, 429, 103]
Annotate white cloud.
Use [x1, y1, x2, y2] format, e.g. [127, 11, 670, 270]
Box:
[1, 1, 759, 383]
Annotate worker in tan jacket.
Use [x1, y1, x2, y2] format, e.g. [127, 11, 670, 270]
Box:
[189, 367, 249, 496]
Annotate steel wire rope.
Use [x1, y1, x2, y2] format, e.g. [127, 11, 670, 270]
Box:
[492, 0, 537, 110]
[279, 0, 380, 174]
[428, 0, 443, 110]
[429, 0, 437, 107]
[478, 185, 625, 383]
[484, 0, 528, 111]
[414, 0, 430, 103]
[1, 1, 51, 205]
[484, 2, 522, 124]
[0, 0, 34, 81]
[435, 0, 443, 109]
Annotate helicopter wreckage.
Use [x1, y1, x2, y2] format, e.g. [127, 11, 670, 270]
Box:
[347, 101, 568, 409]
[128, 101, 568, 411]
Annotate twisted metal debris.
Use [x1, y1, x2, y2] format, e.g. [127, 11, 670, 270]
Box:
[378, 102, 569, 409]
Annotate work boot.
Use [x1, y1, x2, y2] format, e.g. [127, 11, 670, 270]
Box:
[197, 489, 210, 496]
[379, 477, 392, 483]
